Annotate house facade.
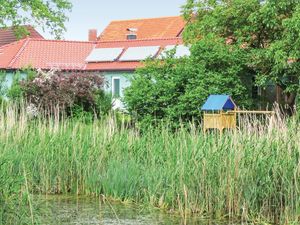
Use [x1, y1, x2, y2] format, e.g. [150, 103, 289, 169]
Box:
[0, 16, 282, 109]
[0, 16, 188, 109]
[85, 37, 188, 108]
[0, 37, 189, 108]
[0, 38, 97, 91]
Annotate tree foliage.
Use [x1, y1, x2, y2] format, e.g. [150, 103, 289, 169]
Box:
[182, 0, 300, 107]
[124, 35, 252, 126]
[0, 0, 72, 37]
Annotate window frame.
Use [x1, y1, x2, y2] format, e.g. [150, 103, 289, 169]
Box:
[112, 77, 121, 98]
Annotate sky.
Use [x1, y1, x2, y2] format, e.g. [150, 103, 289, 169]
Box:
[38, 0, 187, 41]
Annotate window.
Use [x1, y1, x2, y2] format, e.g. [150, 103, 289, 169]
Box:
[112, 77, 120, 97]
[127, 34, 137, 40]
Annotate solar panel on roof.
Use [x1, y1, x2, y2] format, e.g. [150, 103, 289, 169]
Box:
[85, 48, 124, 62]
[159, 45, 191, 58]
[119, 46, 160, 61]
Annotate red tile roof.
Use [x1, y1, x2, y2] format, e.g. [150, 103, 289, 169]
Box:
[86, 37, 183, 71]
[0, 39, 27, 69]
[98, 16, 185, 41]
[0, 37, 183, 71]
[0, 38, 96, 70]
[0, 26, 43, 47]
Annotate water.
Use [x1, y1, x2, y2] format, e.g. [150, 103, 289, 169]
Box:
[36, 195, 210, 225]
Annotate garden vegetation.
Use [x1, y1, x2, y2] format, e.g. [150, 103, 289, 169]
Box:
[182, 0, 300, 109]
[126, 0, 300, 125]
[125, 35, 253, 126]
[0, 104, 299, 224]
[1, 0, 300, 224]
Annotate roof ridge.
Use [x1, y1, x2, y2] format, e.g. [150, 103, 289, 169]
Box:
[0, 38, 26, 49]
[98, 37, 182, 44]
[28, 38, 97, 44]
[8, 38, 30, 68]
[109, 15, 183, 23]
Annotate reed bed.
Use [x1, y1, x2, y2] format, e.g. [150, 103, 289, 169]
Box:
[0, 104, 299, 224]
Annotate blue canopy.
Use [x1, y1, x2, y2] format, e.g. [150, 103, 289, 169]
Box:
[201, 95, 236, 111]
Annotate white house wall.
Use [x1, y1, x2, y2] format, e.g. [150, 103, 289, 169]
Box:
[103, 71, 133, 110]
[1, 70, 134, 110]
[1, 72, 27, 94]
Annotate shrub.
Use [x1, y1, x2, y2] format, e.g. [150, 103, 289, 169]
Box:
[124, 35, 253, 127]
[0, 69, 36, 102]
[6, 71, 25, 100]
[94, 90, 113, 117]
[0, 71, 7, 97]
[21, 70, 111, 118]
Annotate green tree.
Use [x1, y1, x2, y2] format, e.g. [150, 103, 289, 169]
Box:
[182, 0, 300, 108]
[0, 0, 72, 37]
[124, 35, 252, 126]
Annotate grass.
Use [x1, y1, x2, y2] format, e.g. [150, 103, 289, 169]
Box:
[0, 104, 299, 224]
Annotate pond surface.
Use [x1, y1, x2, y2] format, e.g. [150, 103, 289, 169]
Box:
[36, 195, 211, 225]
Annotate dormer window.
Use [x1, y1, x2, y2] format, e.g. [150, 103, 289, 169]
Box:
[127, 34, 137, 40]
[126, 28, 137, 40]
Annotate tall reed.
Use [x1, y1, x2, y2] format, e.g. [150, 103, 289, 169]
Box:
[0, 103, 299, 224]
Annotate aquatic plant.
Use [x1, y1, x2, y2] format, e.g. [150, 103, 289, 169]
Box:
[0, 104, 299, 224]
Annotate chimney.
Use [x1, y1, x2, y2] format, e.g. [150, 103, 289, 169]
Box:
[88, 29, 97, 42]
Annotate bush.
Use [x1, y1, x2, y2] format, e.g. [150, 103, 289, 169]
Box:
[0, 71, 7, 97]
[0, 69, 36, 102]
[94, 90, 113, 117]
[124, 35, 253, 127]
[6, 72, 24, 100]
[21, 70, 111, 118]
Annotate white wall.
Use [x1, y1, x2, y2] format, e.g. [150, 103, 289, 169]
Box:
[1, 70, 134, 110]
[103, 71, 133, 110]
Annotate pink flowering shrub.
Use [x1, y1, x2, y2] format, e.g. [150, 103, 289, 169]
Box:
[21, 70, 111, 118]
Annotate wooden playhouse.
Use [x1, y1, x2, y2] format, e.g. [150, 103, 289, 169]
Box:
[201, 95, 275, 133]
[201, 95, 237, 133]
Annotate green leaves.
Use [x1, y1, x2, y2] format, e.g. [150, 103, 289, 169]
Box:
[124, 35, 252, 127]
[0, 0, 72, 38]
[182, 0, 300, 108]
